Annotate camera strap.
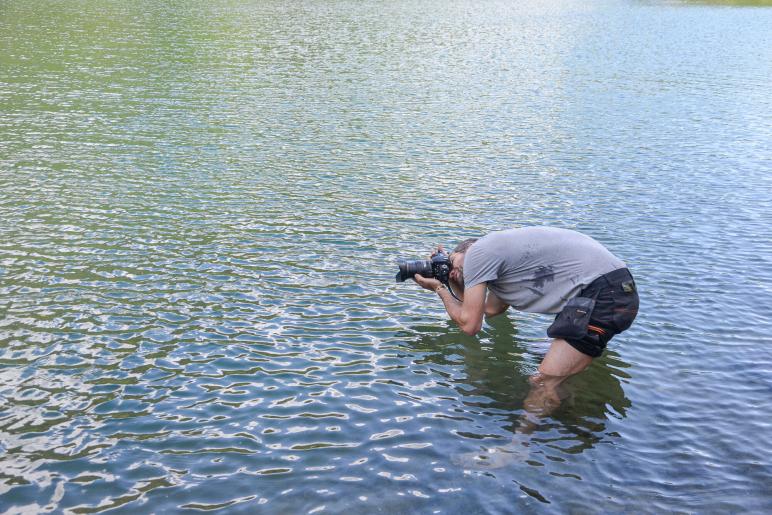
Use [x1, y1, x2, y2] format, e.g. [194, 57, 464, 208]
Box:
[445, 281, 463, 302]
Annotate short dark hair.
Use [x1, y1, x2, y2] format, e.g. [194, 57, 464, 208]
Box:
[453, 238, 478, 255]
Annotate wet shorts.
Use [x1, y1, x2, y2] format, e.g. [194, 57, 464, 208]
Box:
[549, 268, 639, 358]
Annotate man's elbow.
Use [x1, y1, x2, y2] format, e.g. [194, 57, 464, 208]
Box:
[460, 321, 482, 336]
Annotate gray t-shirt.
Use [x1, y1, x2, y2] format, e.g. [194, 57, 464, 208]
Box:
[462, 227, 626, 314]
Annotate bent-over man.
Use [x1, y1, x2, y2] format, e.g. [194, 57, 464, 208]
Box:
[413, 226, 639, 435]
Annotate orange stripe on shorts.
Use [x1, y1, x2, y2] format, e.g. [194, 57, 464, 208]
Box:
[588, 324, 606, 335]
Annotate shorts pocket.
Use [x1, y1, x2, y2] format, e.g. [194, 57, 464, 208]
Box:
[611, 286, 639, 332]
[547, 296, 596, 340]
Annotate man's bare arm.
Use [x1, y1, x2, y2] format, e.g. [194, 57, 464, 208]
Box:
[447, 282, 507, 318]
[485, 291, 509, 318]
[414, 274, 486, 336]
[448, 277, 465, 302]
[435, 283, 487, 335]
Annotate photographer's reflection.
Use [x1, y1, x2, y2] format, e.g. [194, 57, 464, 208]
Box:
[406, 313, 631, 468]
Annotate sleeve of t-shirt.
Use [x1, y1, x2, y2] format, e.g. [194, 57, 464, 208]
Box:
[463, 243, 501, 289]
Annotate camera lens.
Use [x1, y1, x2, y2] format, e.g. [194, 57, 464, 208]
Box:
[395, 259, 433, 282]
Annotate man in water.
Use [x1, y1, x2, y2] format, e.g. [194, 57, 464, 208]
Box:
[413, 226, 639, 443]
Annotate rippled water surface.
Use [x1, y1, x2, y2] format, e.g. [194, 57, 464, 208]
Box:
[2, 0, 771, 512]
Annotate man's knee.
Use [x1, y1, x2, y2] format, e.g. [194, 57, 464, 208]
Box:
[539, 338, 594, 377]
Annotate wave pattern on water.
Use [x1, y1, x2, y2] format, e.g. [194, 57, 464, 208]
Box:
[1, 0, 771, 512]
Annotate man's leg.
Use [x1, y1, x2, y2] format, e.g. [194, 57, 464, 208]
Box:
[454, 339, 594, 468]
[539, 337, 594, 376]
[520, 338, 593, 433]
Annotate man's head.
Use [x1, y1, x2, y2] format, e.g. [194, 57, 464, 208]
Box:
[449, 238, 477, 284]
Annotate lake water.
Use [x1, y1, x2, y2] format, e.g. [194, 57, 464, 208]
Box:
[1, 0, 771, 512]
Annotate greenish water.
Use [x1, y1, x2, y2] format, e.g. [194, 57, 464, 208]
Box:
[1, 0, 771, 512]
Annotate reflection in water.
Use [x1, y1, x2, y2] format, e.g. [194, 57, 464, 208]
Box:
[405, 313, 631, 467]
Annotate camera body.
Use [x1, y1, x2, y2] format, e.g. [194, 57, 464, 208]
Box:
[395, 250, 452, 284]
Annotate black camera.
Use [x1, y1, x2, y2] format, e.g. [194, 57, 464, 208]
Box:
[395, 250, 452, 284]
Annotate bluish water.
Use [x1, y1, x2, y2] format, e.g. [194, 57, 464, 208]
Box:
[1, 0, 771, 512]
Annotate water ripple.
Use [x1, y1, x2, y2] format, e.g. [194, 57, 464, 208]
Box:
[2, 0, 771, 512]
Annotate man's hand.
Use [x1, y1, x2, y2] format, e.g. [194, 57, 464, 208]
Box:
[431, 244, 445, 258]
[414, 274, 442, 292]
[413, 244, 447, 292]
[415, 243, 485, 336]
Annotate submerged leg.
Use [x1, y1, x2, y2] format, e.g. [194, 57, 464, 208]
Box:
[453, 339, 594, 469]
[519, 338, 594, 433]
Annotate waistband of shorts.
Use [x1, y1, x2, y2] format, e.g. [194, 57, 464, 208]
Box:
[584, 268, 634, 291]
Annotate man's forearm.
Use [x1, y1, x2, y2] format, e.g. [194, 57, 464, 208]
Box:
[448, 278, 464, 302]
[413, 279, 485, 336]
[435, 285, 480, 335]
[435, 285, 464, 322]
